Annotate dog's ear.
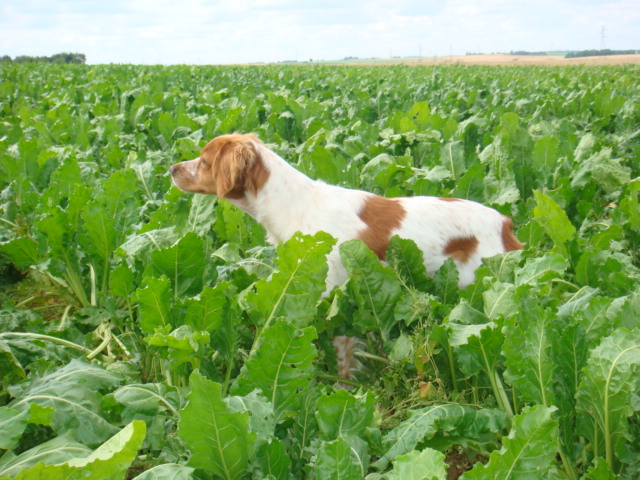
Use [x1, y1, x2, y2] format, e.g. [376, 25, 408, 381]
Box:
[215, 140, 255, 198]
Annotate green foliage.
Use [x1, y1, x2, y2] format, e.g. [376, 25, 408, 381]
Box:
[1, 62, 639, 479]
[461, 406, 560, 479]
[178, 371, 255, 480]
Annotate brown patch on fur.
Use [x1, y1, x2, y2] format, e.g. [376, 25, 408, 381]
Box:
[501, 216, 523, 251]
[444, 236, 479, 263]
[332, 336, 363, 382]
[357, 196, 406, 260]
[197, 133, 270, 199]
[438, 197, 462, 202]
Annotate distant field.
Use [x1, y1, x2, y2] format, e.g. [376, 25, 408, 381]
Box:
[330, 53, 640, 66]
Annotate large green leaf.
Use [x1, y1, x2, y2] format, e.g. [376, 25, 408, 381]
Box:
[340, 239, 404, 341]
[384, 448, 447, 480]
[253, 439, 291, 480]
[148, 232, 206, 297]
[0, 421, 146, 480]
[113, 382, 182, 421]
[502, 311, 556, 407]
[65, 420, 146, 479]
[576, 328, 640, 466]
[374, 405, 507, 470]
[133, 275, 172, 334]
[314, 437, 363, 480]
[315, 389, 377, 440]
[0, 435, 91, 478]
[386, 235, 430, 291]
[178, 371, 255, 480]
[532, 190, 575, 258]
[244, 232, 335, 330]
[8, 360, 121, 447]
[461, 405, 559, 479]
[225, 390, 275, 449]
[0, 404, 53, 451]
[231, 321, 317, 422]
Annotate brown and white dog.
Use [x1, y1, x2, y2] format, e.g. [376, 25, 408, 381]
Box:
[170, 133, 522, 377]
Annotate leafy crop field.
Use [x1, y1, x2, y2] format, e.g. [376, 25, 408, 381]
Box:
[0, 63, 639, 479]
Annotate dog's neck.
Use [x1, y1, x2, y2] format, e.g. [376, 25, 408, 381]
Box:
[225, 143, 318, 244]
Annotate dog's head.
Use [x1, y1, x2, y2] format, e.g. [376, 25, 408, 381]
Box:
[170, 133, 269, 199]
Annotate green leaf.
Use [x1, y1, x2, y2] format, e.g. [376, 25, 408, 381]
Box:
[0, 435, 91, 478]
[182, 282, 237, 332]
[80, 202, 117, 264]
[315, 389, 377, 440]
[314, 437, 363, 480]
[514, 253, 569, 287]
[113, 383, 181, 421]
[253, 439, 291, 480]
[0, 237, 40, 270]
[503, 312, 556, 406]
[184, 194, 217, 236]
[133, 276, 172, 334]
[483, 282, 516, 320]
[148, 232, 206, 297]
[0, 407, 29, 450]
[433, 258, 460, 305]
[440, 140, 466, 179]
[408, 101, 431, 129]
[244, 232, 335, 330]
[576, 328, 640, 466]
[374, 405, 507, 470]
[8, 360, 121, 447]
[65, 420, 146, 479]
[291, 386, 321, 467]
[384, 448, 447, 480]
[531, 136, 559, 183]
[2, 421, 146, 480]
[532, 190, 575, 258]
[231, 321, 317, 422]
[571, 148, 631, 194]
[109, 264, 135, 298]
[131, 464, 195, 480]
[225, 390, 275, 449]
[340, 239, 404, 341]
[549, 321, 588, 465]
[178, 371, 255, 480]
[448, 322, 502, 377]
[0, 404, 54, 450]
[461, 405, 559, 480]
[386, 235, 431, 291]
[146, 325, 210, 370]
[619, 178, 640, 232]
[583, 457, 616, 480]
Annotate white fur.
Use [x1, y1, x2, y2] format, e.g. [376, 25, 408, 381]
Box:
[220, 140, 510, 290]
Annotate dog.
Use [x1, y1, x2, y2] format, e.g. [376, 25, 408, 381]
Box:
[170, 133, 522, 377]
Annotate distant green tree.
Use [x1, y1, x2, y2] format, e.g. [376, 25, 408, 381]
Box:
[4, 52, 86, 64]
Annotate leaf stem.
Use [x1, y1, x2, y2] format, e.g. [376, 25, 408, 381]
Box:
[0, 332, 91, 353]
[446, 344, 459, 395]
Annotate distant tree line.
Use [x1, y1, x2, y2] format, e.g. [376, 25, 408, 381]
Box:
[0, 53, 86, 64]
[509, 51, 549, 56]
[565, 49, 639, 58]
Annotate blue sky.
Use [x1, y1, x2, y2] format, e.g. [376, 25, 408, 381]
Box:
[1, 0, 639, 64]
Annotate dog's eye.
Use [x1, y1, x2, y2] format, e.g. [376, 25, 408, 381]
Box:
[200, 158, 208, 167]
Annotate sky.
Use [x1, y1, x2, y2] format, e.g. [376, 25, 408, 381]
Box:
[1, 0, 639, 64]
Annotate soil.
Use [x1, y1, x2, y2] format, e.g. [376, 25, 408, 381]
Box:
[337, 53, 640, 67]
[445, 447, 485, 480]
